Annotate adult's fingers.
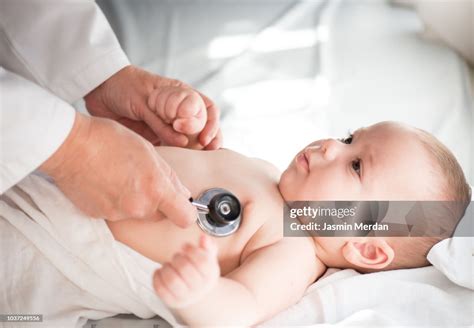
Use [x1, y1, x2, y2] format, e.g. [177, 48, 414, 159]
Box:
[157, 190, 196, 228]
[116, 117, 161, 144]
[153, 154, 196, 228]
[203, 128, 223, 150]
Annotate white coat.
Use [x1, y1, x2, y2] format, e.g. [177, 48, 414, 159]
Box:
[0, 0, 130, 193]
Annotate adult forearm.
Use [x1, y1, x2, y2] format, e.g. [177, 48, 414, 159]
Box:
[173, 277, 260, 327]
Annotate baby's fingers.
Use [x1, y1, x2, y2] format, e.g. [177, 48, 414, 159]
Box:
[176, 92, 206, 118]
[183, 239, 219, 278]
[154, 263, 189, 302]
[171, 253, 203, 289]
[173, 116, 205, 134]
[199, 234, 218, 256]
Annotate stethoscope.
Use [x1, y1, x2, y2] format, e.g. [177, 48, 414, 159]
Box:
[189, 188, 242, 237]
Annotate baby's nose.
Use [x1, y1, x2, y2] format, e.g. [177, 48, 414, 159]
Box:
[307, 144, 322, 151]
[319, 139, 342, 161]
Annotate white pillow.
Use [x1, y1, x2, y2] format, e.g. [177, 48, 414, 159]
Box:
[416, 0, 474, 67]
[427, 190, 473, 289]
[427, 237, 473, 290]
[392, 0, 474, 66]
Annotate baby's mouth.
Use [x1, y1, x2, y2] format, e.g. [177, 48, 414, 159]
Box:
[296, 150, 310, 172]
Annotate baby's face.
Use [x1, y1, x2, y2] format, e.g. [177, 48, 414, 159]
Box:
[279, 122, 440, 201]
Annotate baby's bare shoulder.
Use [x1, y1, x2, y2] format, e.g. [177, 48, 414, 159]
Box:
[211, 149, 280, 181]
[250, 157, 280, 180]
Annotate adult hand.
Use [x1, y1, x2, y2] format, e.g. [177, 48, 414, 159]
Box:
[40, 112, 197, 226]
[84, 65, 222, 150]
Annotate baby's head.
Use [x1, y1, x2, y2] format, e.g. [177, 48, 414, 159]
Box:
[279, 121, 471, 271]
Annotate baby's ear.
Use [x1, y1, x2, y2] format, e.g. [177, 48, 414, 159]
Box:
[342, 238, 394, 270]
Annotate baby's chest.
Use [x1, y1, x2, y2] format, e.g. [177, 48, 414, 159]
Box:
[217, 188, 283, 269]
[193, 181, 283, 274]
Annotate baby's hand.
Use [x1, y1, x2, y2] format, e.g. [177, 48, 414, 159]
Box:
[153, 234, 220, 309]
[148, 86, 207, 148]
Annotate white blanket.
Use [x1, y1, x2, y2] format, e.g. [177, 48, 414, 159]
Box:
[0, 175, 177, 328]
[263, 266, 473, 326]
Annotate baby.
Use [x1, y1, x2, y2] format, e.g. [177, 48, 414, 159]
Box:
[107, 88, 471, 326]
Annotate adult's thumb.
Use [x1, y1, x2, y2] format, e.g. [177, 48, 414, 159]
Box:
[157, 188, 197, 228]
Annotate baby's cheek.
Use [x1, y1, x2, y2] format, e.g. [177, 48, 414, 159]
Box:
[300, 174, 347, 200]
[298, 184, 326, 200]
[323, 183, 362, 200]
[280, 169, 322, 201]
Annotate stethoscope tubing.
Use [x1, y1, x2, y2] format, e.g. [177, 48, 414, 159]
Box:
[190, 199, 210, 214]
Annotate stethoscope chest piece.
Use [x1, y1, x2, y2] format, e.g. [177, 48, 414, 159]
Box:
[191, 188, 241, 237]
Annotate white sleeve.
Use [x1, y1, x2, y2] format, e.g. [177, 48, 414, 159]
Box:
[0, 68, 75, 193]
[0, 0, 130, 104]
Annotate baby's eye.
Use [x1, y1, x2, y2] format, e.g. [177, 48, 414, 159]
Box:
[352, 159, 361, 176]
[339, 133, 354, 144]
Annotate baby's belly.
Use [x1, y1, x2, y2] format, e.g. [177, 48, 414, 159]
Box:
[106, 212, 258, 275]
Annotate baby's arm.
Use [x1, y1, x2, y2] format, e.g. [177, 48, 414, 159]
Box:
[154, 235, 325, 326]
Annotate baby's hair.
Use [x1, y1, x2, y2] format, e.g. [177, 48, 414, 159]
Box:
[387, 127, 471, 270]
[415, 128, 471, 203]
[387, 237, 441, 270]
